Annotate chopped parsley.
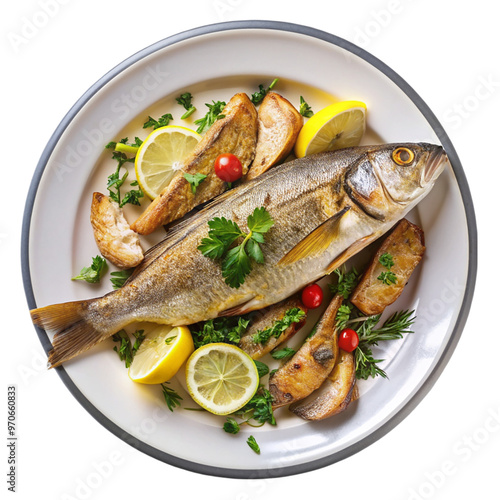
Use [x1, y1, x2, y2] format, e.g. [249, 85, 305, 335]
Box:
[72, 255, 108, 284]
[251, 307, 305, 344]
[161, 382, 183, 412]
[250, 78, 278, 104]
[299, 96, 314, 117]
[191, 316, 250, 349]
[111, 329, 145, 368]
[183, 172, 207, 194]
[176, 92, 196, 119]
[194, 100, 226, 134]
[143, 113, 173, 130]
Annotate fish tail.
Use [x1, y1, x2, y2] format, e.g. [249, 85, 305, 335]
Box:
[31, 299, 107, 368]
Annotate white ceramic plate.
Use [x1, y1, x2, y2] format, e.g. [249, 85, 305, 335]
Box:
[22, 21, 476, 478]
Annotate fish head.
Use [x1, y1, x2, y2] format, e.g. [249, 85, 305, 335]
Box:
[369, 142, 449, 204]
[344, 143, 449, 219]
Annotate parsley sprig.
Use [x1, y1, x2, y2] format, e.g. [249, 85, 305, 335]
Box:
[299, 96, 314, 117]
[191, 316, 250, 349]
[72, 255, 108, 283]
[233, 386, 276, 426]
[143, 113, 173, 130]
[198, 207, 274, 288]
[183, 172, 207, 194]
[377, 252, 397, 285]
[250, 78, 278, 104]
[111, 329, 145, 368]
[194, 100, 226, 134]
[105, 138, 144, 208]
[110, 269, 133, 289]
[271, 347, 296, 360]
[176, 92, 197, 119]
[161, 382, 183, 411]
[252, 307, 305, 344]
[329, 267, 360, 299]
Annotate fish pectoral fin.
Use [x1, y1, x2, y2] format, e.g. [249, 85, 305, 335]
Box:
[278, 207, 351, 266]
[324, 232, 379, 275]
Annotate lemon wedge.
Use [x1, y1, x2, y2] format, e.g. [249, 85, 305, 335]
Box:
[185, 343, 259, 415]
[294, 101, 367, 158]
[135, 125, 201, 199]
[129, 325, 194, 384]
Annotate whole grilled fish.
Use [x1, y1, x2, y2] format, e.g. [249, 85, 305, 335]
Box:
[31, 143, 448, 367]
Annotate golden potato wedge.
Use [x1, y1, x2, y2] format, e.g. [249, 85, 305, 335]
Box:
[131, 93, 258, 235]
[350, 218, 425, 315]
[90, 192, 144, 269]
[239, 295, 307, 359]
[244, 92, 303, 181]
[269, 294, 342, 409]
[290, 348, 357, 421]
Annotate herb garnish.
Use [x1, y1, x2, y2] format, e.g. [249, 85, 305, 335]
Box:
[143, 113, 173, 130]
[72, 255, 108, 283]
[271, 347, 296, 360]
[247, 435, 260, 454]
[183, 172, 207, 194]
[223, 417, 240, 434]
[379, 252, 395, 269]
[194, 100, 226, 134]
[105, 138, 144, 208]
[176, 92, 197, 119]
[233, 386, 276, 426]
[111, 329, 145, 368]
[354, 310, 415, 379]
[337, 305, 416, 379]
[253, 360, 269, 378]
[191, 316, 250, 348]
[110, 270, 133, 289]
[331, 266, 415, 378]
[329, 267, 360, 299]
[252, 307, 306, 344]
[299, 96, 314, 117]
[377, 252, 397, 285]
[105, 136, 143, 154]
[377, 271, 397, 285]
[198, 207, 275, 289]
[161, 382, 183, 412]
[250, 78, 279, 104]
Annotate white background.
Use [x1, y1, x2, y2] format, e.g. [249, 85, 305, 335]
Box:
[2, 1, 498, 499]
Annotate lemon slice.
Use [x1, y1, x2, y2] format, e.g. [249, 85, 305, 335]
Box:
[135, 126, 201, 199]
[294, 101, 367, 158]
[129, 325, 194, 384]
[185, 343, 259, 415]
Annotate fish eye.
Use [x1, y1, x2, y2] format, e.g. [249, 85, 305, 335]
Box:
[392, 147, 415, 166]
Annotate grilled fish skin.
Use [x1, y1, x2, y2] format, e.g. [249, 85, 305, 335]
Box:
[30, 143, 448, 367]
[131, 93, 258, 235]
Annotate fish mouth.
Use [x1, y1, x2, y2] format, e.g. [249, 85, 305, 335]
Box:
[423, 146, 449, 184]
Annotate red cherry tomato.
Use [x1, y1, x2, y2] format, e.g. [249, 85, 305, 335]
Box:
[214, 154, 243, 183]
[301, 283, 323, 309]
[338, 328, 359, 352]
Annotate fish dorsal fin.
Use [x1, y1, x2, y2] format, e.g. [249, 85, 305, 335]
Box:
[278, 206, 351, 266]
